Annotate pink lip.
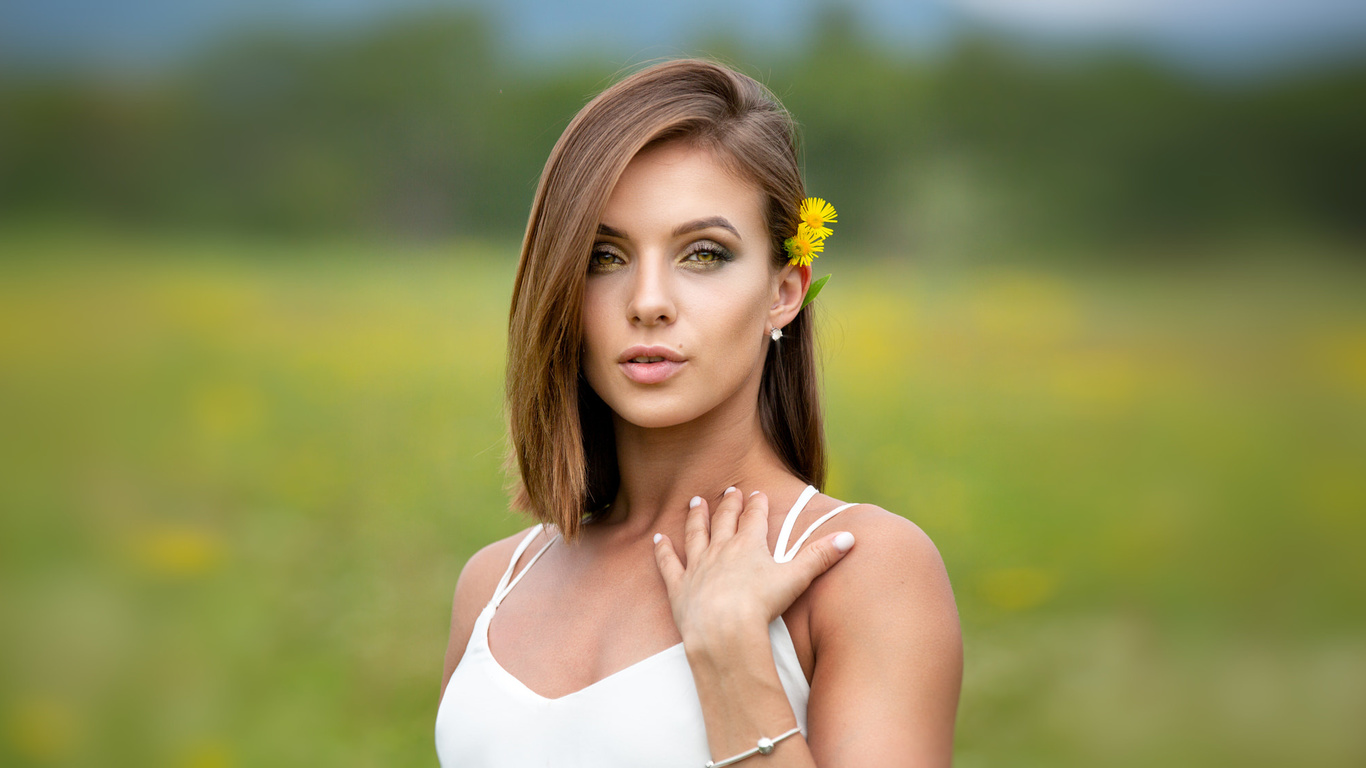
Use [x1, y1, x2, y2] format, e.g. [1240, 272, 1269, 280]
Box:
[618, 345, 687, 384]
[618, 345, 685, 364]
[621, 359, 685, 384]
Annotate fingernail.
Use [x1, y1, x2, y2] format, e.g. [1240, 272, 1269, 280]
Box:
[833, 532, 855, 552]
[749, 490, 760, 497]
[653, 533, 662, 544]
[689, 496, 702, 509]
[724, 486, 737, 495]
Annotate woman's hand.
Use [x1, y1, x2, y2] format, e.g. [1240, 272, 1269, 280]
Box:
[652, 487, 855, 652]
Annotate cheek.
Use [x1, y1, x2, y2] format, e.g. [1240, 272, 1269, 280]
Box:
[693, 281, 772, 357]
[581, 290, 609, 360]
[711, 274, 771, 327]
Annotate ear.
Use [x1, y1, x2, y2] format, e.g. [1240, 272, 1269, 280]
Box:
[769, 262, 811, 331]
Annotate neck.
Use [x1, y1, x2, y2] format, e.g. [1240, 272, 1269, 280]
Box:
[599, 398, 796, 538]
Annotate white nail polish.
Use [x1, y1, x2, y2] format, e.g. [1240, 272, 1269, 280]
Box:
[833, 532, 855, 552]
[653, 533, 662, 544]
[689, 496, 702, 509]
[724, 486, 737, 495]
[749, 490, 760, 497]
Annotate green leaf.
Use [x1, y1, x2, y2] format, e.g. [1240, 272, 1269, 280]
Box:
[801, 274, 830, 310]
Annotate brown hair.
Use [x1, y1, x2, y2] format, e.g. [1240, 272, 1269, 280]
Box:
[505, 58, 824, 543]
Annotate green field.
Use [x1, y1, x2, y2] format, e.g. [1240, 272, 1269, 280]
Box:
[2, 232, 1363, 767]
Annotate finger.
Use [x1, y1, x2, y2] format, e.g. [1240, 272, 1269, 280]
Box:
[652, 532, 685, 591]
[683, 495, 710, 566]
[710, 486, 743, 541]
[789, 531, 855, 587]
[737, 490, 770, 539]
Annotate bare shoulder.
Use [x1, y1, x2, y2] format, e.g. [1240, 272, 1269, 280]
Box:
[804, 501, 958, 638]
[439, 524, 551, 698]
[453, 525, 551, 614]
[827, 502, 949, 574]
[800, 501, 962, 764]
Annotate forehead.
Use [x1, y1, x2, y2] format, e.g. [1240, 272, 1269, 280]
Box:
[601, 141, 766, 238]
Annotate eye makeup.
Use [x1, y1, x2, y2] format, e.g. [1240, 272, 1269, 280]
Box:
[680, 240, 736, 270]
[587, 239, 736, 274]
[588, 243, 627, 273]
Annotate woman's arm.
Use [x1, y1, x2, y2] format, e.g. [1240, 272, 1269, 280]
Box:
[654, 492, 962, 767]
[803, 510, 962, 765]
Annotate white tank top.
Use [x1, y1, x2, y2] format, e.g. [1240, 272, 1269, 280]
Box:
[435, 485, 857, 766]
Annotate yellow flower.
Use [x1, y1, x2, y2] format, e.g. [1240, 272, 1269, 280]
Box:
[785, 224, 825, 267]
[798, 198, 837, 239]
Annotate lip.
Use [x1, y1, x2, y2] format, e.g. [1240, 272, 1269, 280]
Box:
[617, 345, 685, 364]
[618, 345, 687, 384]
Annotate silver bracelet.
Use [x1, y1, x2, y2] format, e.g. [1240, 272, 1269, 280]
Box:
[704, 727, 802, 767]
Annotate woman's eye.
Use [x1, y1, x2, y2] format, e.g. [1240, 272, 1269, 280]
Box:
[588, 247, 625, 271]
[682, 243, 734, 267]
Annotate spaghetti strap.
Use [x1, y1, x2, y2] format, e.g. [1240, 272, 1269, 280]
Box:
[773, 486, 819, 560]
[776, 503, 858, 563]
[490, 524, 559, 608]
[774, 486, 858, 563]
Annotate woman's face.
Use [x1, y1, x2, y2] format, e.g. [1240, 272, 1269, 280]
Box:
[581, 140, 803, 430]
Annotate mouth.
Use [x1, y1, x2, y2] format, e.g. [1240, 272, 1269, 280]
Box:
[618, 346, 686, 384]
[617, 346, 685, 364]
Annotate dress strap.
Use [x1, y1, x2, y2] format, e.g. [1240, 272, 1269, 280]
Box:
[774, 486, 858, 563]
[773, 485, 819, 560]
[490, 524, 559, 608]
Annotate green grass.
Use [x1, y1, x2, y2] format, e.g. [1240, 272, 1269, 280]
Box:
[1, 232, 1363, 767]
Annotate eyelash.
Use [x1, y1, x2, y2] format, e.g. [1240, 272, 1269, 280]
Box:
[587, 241, 735, 272]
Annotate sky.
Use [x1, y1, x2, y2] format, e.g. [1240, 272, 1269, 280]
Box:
[1, 0, 1363, 75]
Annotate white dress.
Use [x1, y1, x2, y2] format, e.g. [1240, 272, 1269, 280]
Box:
[435, 486, 857, 766]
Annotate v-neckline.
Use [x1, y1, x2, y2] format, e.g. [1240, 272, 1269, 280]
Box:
[481, 602, 691, 702]
[481, 606, 798, 703]
[478, 485, 819, 702]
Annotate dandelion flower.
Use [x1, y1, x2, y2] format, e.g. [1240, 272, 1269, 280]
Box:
[798, 198, 837, 239]
[785, 224, 825, 267]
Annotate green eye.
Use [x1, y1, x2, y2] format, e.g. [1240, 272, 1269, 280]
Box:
[588, 246, 625, 272]
[682, 242, 734, 267]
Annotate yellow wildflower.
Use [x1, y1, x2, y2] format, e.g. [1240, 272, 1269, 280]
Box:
[798, 198, 837, 239]
[785, 224, 825, 267]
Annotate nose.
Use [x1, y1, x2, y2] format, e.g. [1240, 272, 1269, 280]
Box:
[626, 254, 676, 327]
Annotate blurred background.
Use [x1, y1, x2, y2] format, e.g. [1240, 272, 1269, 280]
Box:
[1, 1, 1363, 766]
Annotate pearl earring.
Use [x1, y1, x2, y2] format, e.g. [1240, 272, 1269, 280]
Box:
[770, 327, 783, 342]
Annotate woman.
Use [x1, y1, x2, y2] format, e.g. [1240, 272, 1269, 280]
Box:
[436, 59, 962, 766]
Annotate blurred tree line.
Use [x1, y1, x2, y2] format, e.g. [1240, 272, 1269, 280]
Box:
[1, 7, 1362, 257]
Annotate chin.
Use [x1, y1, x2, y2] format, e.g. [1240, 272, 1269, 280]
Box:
[609, 396, 708, 430]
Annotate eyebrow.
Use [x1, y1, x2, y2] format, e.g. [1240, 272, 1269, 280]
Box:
[673, 216, 741, 240]
[596, 216, 741, 241]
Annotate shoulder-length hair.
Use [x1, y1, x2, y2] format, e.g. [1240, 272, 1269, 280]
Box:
[505, 58, 824, 543]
